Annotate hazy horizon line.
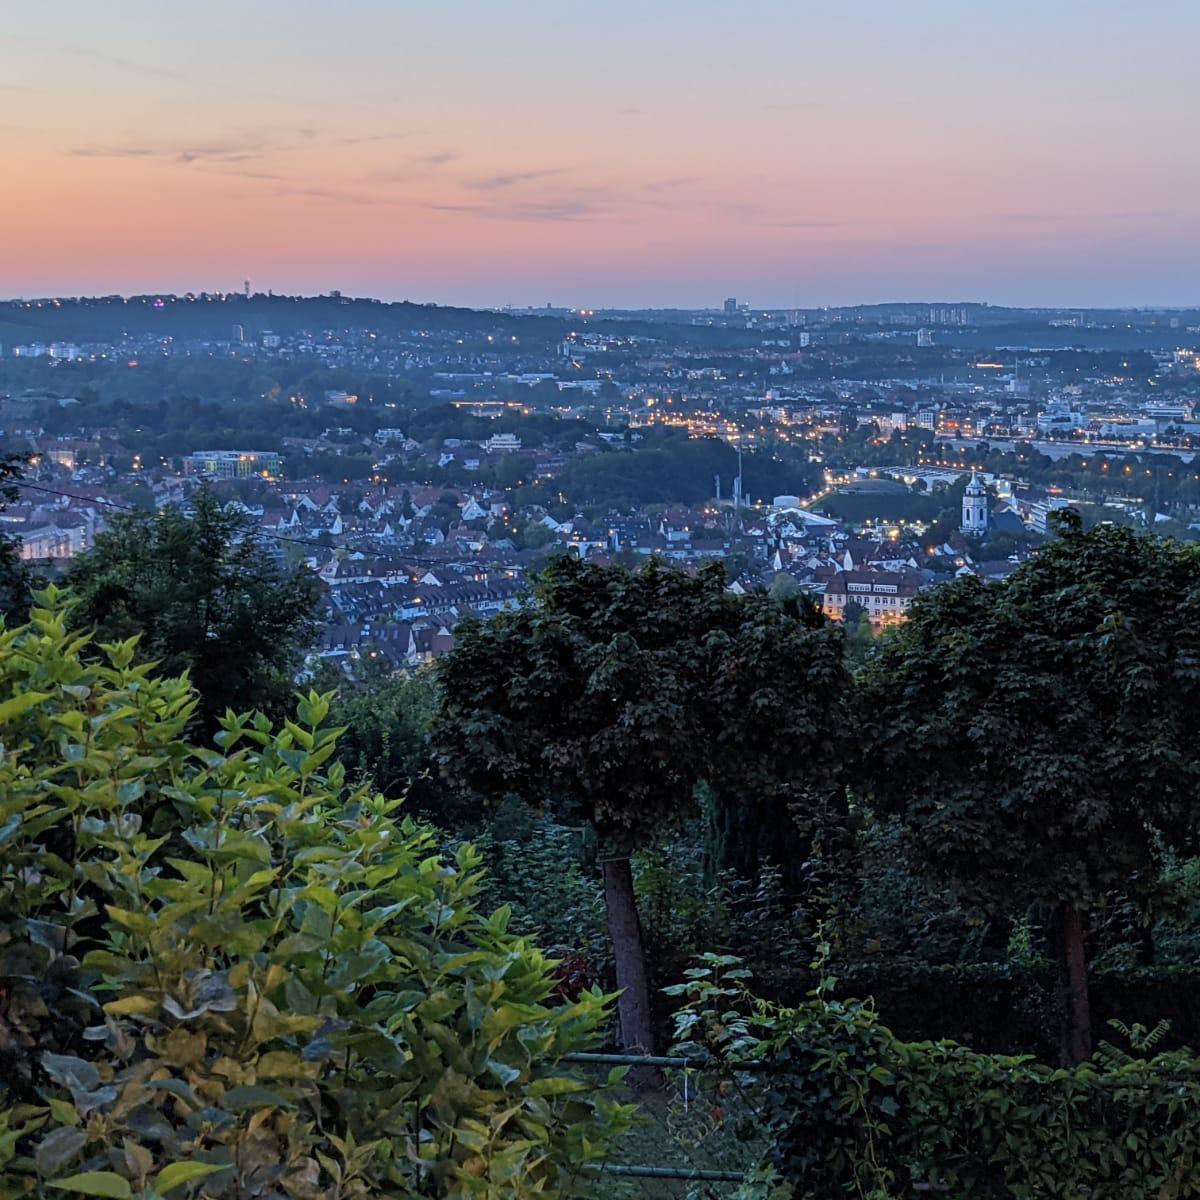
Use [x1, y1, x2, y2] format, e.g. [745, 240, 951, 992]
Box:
[4, 290, 1200, 314]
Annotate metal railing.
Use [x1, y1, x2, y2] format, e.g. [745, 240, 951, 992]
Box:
[563, 1052, 768, 1195]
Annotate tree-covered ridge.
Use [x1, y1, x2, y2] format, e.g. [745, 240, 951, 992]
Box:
[0, 295, 570, 346]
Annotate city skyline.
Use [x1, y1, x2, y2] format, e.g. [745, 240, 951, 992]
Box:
[3, 0, 1199, 308]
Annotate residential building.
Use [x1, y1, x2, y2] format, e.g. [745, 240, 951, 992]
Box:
[187, 450, 283, 479]
[484, 432, 523, 453]
[822, 568, 927, 626]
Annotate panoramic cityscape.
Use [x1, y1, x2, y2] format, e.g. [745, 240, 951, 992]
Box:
[6, 293, 1200, 656]
[3, 4, 1200, 1199]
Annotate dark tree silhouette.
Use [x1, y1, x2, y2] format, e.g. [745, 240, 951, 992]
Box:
[433, 557, 851, 1055]
[66, 487, 320, 733]
[860, 511, 1200, 1063]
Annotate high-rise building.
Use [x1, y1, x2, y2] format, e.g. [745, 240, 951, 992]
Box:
[723, 297, 738, 315]
[929, 305, 970, 326]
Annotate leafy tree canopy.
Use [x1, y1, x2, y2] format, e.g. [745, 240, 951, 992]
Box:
[0, 454, 36, 622]
[432, 556, 851, 1054]
[859, 513, 1200, 1058]
[64, 487, 320, 733]
[433, 555, 848, 854]
[319, 659, 456, 824]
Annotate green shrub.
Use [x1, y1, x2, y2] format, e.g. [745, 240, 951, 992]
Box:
[0, 589, 633, 1199]
[470, 819, 608, 961]
[671, 957, 1200, 1199]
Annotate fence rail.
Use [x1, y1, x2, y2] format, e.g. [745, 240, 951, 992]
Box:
[564, 1050, 765, 1194]
[565, 1049, 1200, 1196]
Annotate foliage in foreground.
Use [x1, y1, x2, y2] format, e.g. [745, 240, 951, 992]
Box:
[0, 590, 633, 1199]
[317, 662, 453, 824]
[671, 956, 1200, 1200]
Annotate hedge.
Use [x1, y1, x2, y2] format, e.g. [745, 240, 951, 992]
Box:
[764, 993, 1200, 1198]
[671, 955, 1200, 1199]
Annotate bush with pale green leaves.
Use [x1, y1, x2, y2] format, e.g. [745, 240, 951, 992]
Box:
[0, 589, 633, 1199]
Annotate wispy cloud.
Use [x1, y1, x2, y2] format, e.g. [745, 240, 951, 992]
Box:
[422, 177, 837, 226]
[68, 146, 160, 159]
[11, 35, 182, 79]
[365, 150, 461, 184]
[465, 167, 564, 191]
[214, 166, 286, 182]
[423, 193, 612, 222]
[334, 132, 413, 146]
[67, 128, 316, 165]
[366, 167, 423, 184]
[642, 176, 705, 193]
[178, 143, 275, 164]
[273, 184, 400, 206]
[992, 212, 1086, 223]
[200, 178, 409, 208]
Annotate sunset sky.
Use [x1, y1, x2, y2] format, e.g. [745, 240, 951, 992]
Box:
[3, 0, 1198, 308]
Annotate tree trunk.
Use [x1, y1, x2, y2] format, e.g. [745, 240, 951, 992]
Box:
[601, 856, 656, 1057]
[1136, 922, 1155, 968]
[1057, 902, 1092, 1065]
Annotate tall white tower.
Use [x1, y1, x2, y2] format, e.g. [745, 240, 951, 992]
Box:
[961, 471, 988, 536]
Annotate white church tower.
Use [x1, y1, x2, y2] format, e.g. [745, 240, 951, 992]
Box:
[961, 471, 988, 536]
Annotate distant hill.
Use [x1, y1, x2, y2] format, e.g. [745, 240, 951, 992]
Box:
[6, 292, 1191, 352]
[0, 293, 575, 346]
[0, 293, 785, 351]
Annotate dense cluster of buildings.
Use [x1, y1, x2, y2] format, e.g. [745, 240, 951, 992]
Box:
[4, 293, 1200, 670]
